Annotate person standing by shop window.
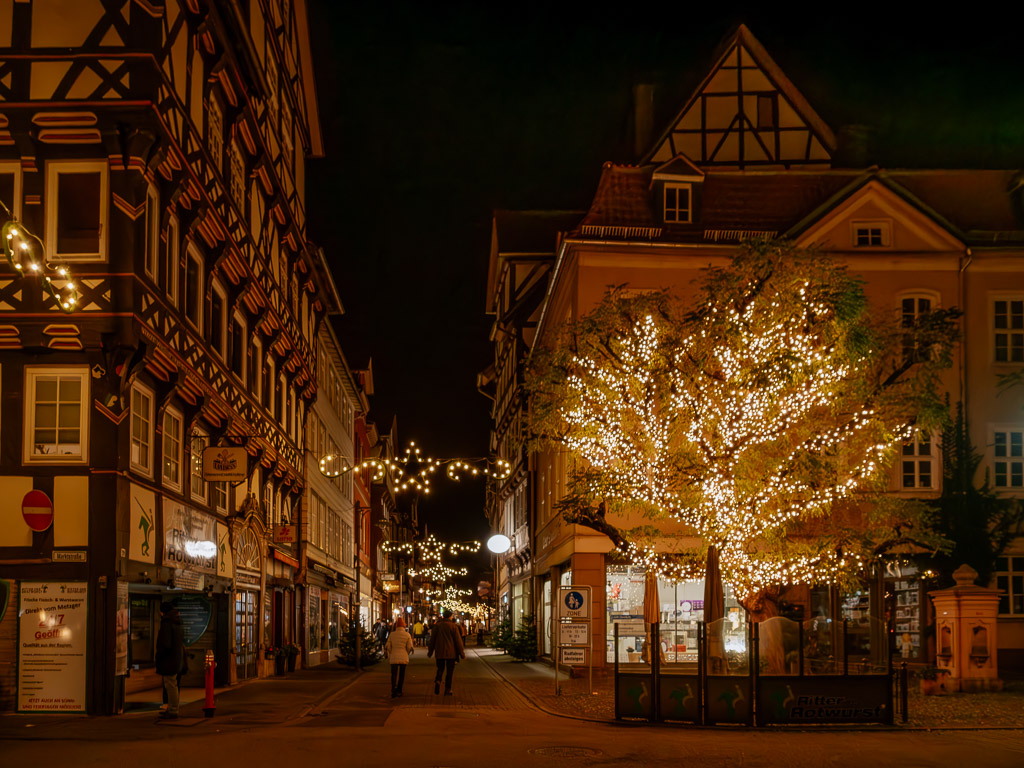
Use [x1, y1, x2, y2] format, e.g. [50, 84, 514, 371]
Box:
[156, 602, 186, 719]
[385, 617, 414, 698]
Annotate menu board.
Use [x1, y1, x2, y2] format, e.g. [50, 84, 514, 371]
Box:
[173, 595, 212, 647]
[18, 581, 88, 712]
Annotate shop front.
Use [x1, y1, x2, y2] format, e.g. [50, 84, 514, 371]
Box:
[232, 521, 265, 683]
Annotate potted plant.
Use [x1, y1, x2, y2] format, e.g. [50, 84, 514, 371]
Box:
[920, 666, 949, 695]
[285, 642, 300, 672]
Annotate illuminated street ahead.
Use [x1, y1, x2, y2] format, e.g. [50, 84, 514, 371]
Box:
[3, 649, 1024, 767]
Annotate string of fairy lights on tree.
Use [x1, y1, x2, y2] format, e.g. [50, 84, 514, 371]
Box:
[318, 440, 510, 495]
[533, 245, 957, 603]
[1, 200, 79, 312]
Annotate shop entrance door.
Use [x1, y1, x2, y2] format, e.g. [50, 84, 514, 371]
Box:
[235, 590, 258, 680]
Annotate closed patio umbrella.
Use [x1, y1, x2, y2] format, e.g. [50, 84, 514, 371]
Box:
[704, 546, 726, 673]
[642, 570, 660, 664]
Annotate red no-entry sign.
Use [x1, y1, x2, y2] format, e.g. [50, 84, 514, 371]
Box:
[22, 489, 53, 532]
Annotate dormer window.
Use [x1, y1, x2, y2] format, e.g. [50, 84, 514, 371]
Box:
[664, 183, 692, 224]
[852, 220, 891, 247]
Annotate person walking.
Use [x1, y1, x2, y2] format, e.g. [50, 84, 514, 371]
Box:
[155, 601, 186, 719]
[412, 619, 424, 647]
[427, 609, 465, 696]
[385, 617, 414, 698]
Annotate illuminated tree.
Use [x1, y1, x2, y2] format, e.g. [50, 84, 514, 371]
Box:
[528, 241, 959, 616]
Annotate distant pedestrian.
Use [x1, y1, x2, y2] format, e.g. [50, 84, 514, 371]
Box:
[373, 618, 387, 648]
[155, 602, 186, 719]
[427, 609, 465, 696]
[413, 619, 425, 647]
[385, 617, 414, 698]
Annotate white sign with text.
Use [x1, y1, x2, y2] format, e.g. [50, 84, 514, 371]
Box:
[18, 582, 88, 712]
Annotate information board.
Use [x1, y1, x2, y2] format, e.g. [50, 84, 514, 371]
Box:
[18, 581, 88, 712]
[559, 622, 590, 647]
[173, 595, 213, 646]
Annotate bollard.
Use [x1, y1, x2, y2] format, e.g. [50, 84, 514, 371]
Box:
[203, 649, 216, 718]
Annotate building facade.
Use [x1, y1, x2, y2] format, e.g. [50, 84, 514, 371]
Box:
[492, 25, 1024, 673]
[0, 0, 338, 713]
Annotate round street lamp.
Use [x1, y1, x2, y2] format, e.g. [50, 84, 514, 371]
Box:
[486, 534, 511, 554]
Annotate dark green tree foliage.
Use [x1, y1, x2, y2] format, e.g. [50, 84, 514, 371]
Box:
[337, 621, 382, 667]
[508, 614, 538, 662]
[925, 402, 1024, 586]
[490, 617, 514, 653]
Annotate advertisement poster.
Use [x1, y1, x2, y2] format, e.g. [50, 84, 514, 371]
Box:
[18, 581, 88, 712]
[163, 500, 217, 575]
[115, 581, 129, 676]
[129, 484, 157, 564]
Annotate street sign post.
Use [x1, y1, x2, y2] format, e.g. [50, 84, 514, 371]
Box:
[556, 585, 593, 695]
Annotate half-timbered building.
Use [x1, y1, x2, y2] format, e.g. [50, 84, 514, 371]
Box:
[498, 25, 1024, 673]
[0, 0, 338, 714]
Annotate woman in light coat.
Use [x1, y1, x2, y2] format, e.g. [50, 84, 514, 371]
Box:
[385, 617, 414, 698]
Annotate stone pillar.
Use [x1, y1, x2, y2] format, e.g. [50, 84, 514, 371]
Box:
[928, 564, 1003, 692]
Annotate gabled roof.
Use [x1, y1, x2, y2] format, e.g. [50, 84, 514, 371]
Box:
[645, 24, 836, 168]
[579, 163, 660, 232]
[652, 154, 705, 181]
[486, 210, 583, 313]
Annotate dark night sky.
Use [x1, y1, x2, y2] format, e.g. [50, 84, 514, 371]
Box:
[303, 2, 1024, 577]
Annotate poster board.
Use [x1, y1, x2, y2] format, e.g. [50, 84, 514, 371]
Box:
[18, 581, 88, 712]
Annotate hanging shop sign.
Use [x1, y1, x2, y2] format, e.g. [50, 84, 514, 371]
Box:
[202, 445, 248, 482]
[18, 581, 88, 712]
[173, 595, 213, 646]
[163, 501, 217, 575]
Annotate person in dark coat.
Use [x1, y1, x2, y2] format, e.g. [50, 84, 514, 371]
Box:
[427, 609, 465, 695]
[155, 601, 186, 719]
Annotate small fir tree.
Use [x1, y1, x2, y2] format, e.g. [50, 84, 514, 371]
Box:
[490, 617, 514, 653]
[337, 621, 382, 667]
[508, 614, 538, 662]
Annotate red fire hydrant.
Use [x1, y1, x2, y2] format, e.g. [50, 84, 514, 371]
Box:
[203, 650, 216, 718]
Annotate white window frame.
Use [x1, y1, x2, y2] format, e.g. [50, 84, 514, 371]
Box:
[212, 480, 228, 514]
[144, 185, 159, 279]
[0, 160, 24, 219]
[851, 219, 892, 248]
[900, 430, 937, 491]
[45, 160, 109, 262]
[898, 291, 940, 362]
[211, 280, 228, 360]
[991, 425, 1024, 490]
[190, 429, 208, 503]
[663, 182, 692, 224]
[992, 295, 1024, 366]
[130, 382, 155, 477]
[166, 216, 180, 305]
[162, 406, 183, 492]
[184, 244, 204, 331]
[24, 366, 90, 465]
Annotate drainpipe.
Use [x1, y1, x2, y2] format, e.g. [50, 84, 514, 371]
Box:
[958, 247, 973, 412]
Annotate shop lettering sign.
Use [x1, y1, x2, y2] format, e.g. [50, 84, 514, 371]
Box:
[273, 524, 297, 543]
[162, 501, 217, 575]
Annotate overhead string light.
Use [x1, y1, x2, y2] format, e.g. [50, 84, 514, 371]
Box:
[1, 200, 79, 312]
[319, 440, 511, 494]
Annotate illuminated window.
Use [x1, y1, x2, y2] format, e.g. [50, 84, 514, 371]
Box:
[25, 367, 89, 463]
[191, 431, 207, 503]
[900, 293, 937, 363]
[211, 282, 227, 359]
[212, 481, 227, 513]
[166, 217, 180, 304]
[145, 186, 159, 279]
[184, 245, 203, 330]
[231, 311, 247, 382]
[130, 383, 154, 476]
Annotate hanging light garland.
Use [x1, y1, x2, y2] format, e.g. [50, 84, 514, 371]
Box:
[541, 250, 954, 602]
[1, 200, 79, 312]
[318, 440, 510, 495]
